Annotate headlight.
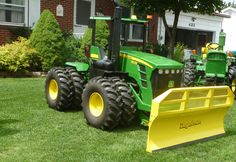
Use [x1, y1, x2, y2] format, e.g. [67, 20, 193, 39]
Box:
[165, 69, 170, 74]
[171, 69, 175, 74]
[176, 69, 180, 74]
[159, 69, 163, 74]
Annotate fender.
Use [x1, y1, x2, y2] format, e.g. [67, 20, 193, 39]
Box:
[65, 62, 89, 72]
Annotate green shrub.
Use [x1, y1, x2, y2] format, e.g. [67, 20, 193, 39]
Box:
[146, 43, 169, 57]
[29, 10, 66, 71]
[80, 20, 109, 53]
[62, 31, 85, 62]
[0, 37, 39, 72]
[173, 42, 186, 63]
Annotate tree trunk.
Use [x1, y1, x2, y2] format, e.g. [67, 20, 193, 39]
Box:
[162, 10, 180, 58]
[168, 37, 175, 58]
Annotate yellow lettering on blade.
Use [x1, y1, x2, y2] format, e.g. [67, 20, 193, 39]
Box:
[179, 120, 202, 129]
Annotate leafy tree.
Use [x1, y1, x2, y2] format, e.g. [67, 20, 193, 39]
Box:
[30, 10, 65, 71]
[62, 30, 84, 62]
[79, 20, 109, 53]
[122, 0, 224, 58]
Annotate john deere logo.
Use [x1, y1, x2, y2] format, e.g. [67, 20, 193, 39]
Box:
[168, 81, 174, 88]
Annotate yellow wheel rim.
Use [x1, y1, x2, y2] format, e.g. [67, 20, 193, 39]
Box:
[89, 92, 104, 117]
[232, 79, 236, 92]
[49, 79, 58, 100]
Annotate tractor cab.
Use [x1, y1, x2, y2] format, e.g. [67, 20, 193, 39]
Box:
[87, 15, 148, 69]
[87, 9, 184, 97]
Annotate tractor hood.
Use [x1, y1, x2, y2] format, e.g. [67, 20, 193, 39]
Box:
[120, 49, 183, 69]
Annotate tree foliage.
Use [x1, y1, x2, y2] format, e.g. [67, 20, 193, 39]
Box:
[30, 10, 66, 71]
[0, 37, 39, 72]
[122, 0, 224, 57]
[62, 31, 85, 62]
[173, 42, 186, 63]
[79, 20, 109, 53]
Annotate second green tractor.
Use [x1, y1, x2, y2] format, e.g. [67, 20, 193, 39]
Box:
[183, 42, 236, 95]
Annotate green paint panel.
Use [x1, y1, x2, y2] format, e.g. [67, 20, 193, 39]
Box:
[90, 46, 101, 60]
[205, 51, 227, 78]
[119, 53, 153, 110]
[65, 62, 89, 72]
[119, 50, 183, 113]
[120, 49, 183, 69]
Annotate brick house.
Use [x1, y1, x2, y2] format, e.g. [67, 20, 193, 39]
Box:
[0, 0, 158, 45]
[0, 0, 226, 51]
[0, 0, 40, 44]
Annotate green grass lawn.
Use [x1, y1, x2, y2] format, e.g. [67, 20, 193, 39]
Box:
[0, 78, 236, 162]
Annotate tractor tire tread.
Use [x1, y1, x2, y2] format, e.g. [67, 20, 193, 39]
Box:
[228, 65, 236, 96]
[183, 60, 196, 87]
[82, 77, 122, 130]
[45, 67, 73, 111]
[65, 67, 86, 110]
[110, 77, 136, 126]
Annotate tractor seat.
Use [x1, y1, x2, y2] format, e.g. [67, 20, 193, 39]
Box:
[93, 48, 114, 71]
[93, 59, 114, 71]
[205, 51, 227, 78]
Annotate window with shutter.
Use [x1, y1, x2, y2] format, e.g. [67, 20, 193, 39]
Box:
[0, 0, 24, 24]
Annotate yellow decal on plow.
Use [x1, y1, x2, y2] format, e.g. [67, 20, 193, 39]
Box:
[146, 86, 234, 153]
[120, 54, 153, 69]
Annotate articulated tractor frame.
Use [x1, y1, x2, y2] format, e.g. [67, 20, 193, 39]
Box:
[45, 5, 234, 152]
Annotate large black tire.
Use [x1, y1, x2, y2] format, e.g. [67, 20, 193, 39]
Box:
[65, 67, 86, 110]
[45, 67, 73, 111]
[110, 77, 136, 126]
[82, 77, 122, 130]
[228, 65, 236, 96]
[183, 60, 196, 87]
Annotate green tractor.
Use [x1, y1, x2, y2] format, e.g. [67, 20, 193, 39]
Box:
[183, 42, 236, 95]
[45, 6, 234, 152]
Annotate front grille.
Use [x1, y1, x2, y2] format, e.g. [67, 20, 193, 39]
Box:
[151, 69, 182, 98]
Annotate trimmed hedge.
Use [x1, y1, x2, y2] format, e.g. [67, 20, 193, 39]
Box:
[0, 37, 40, 72]
[30, 10, 66, 71]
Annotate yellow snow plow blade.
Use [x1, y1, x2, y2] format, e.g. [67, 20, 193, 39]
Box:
[146, 86, 234, 153]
